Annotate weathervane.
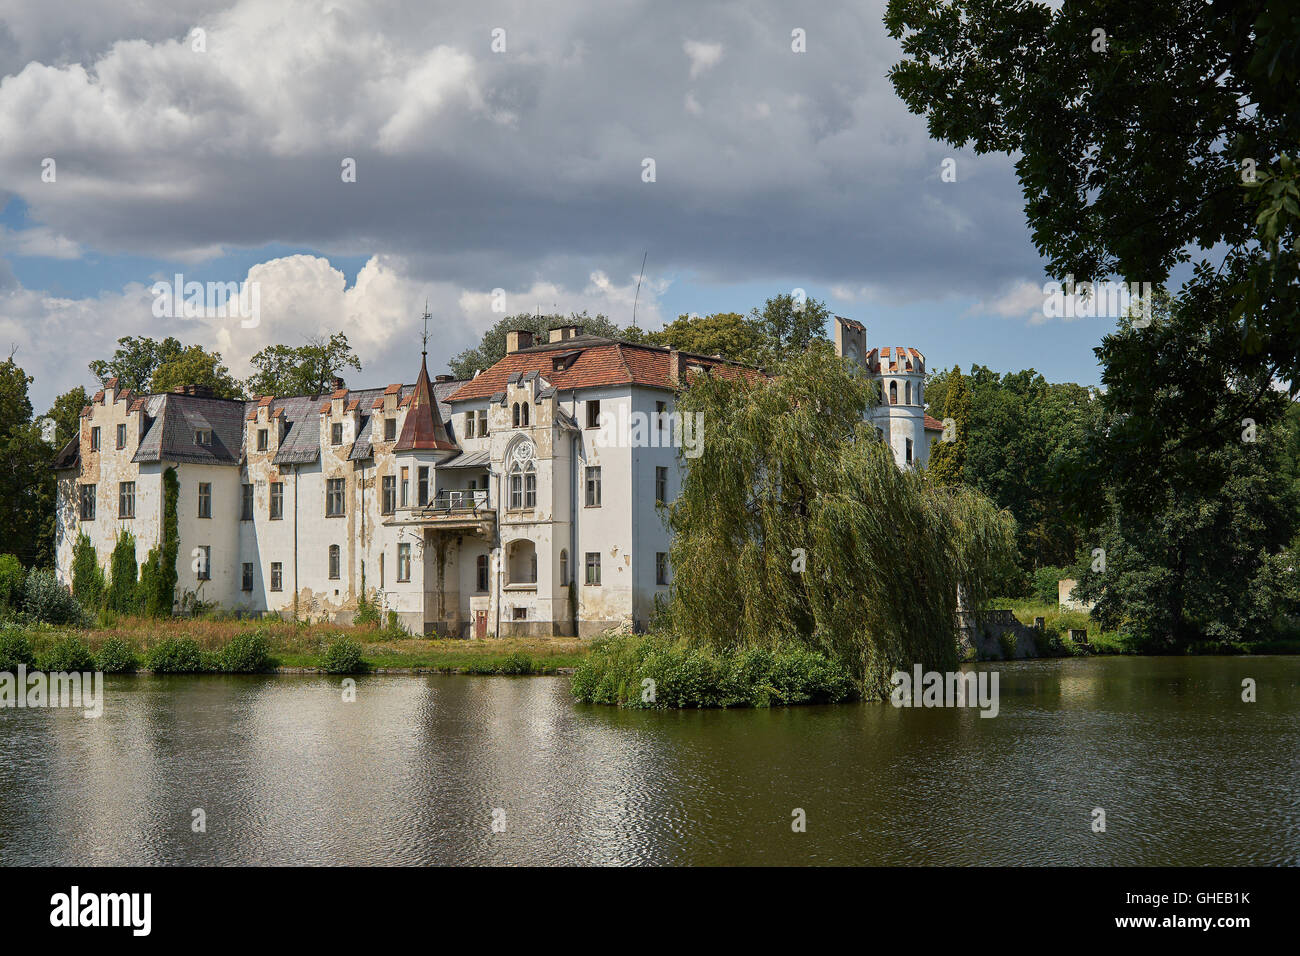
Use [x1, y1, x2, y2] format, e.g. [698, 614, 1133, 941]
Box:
[421, 299, 431, 356]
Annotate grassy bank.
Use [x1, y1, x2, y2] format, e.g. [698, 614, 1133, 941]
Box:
[571, 634, 858, 708]
[995, 599, 1300, 656]
[0, 616, 590, 675]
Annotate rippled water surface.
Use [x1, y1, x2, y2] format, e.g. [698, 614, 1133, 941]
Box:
[1, 656, 1297, 865]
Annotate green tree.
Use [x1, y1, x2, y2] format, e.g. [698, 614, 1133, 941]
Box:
[0, 356, 58, 566]
[926, 365, 968, 485]
[1073, 269, 1300, 648]
[447, 312, 624, 379]
[885, 0, 1300, 390]
[663, 345, 1016, 695]
[648, 312, 756, 361]
[139, 467, 179, 617]
[70, 531, 105, 608]
[45, 385, 88, 449]
[89, 336, 184, 391]
[107, 529, 140, 614]
[151, 345, 243, 399]
[749, 294, 831, 366]
[245, 332, 363, 397]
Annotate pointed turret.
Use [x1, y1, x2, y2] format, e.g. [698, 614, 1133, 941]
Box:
[395, 354, 458, 452]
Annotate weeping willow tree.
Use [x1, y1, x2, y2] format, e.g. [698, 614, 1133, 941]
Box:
[662, 345, 1017, 697]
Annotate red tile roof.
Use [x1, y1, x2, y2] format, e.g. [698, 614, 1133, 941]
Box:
[447, 339, 759, 402]
[923, 414, 944, 431]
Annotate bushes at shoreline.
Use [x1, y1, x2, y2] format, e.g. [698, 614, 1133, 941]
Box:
[571, 634, 857, 709]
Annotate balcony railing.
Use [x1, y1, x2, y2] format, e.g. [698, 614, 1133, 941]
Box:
[419, 489, 490, 514]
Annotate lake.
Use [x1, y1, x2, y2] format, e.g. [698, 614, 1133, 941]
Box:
[1, 656, 1296, 865]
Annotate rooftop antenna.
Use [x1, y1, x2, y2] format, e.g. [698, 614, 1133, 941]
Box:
[632, 250, 648, 328]
[420, 298, 431, 357]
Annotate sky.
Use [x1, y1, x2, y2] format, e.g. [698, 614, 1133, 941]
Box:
[0, 0, 1123, 411]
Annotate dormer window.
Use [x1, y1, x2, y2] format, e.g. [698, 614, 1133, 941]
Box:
[195, 428, 212, 446]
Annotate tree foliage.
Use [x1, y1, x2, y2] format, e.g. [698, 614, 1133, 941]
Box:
[447, 312, 624, 379]
[1072, 270, 1300, 647]
[89, 336, 184, 392]
[662, 346, 1017, 696]
[245, 332, 362, 397]
[926, 364, 968, 485]
[108, 529, 139, 614]
[139, 467, 179, 617]
[648, 312, 755, 361]
[885, 0, 1300, 390]
[70, 531, 105, 609]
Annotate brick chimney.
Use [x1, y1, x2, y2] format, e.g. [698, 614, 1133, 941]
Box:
[548, 324, 585, 343]
[434, 374, 454, 383]
[668, 349, 682, 385]
[506, 330, 535, 354]
[172, 384, 215, 398]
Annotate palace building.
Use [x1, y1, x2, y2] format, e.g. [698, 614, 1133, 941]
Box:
[54, 317, 938, 636]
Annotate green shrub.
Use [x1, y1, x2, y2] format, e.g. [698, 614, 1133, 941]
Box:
[572, 634, 857, 709]
[0, 629, 35, 670]
[354, 592, 380, 628]
[498, 652, 535, 675]
[96, 638, 139, 674]
[146, 637, 204, 673]
[321, 636, 365, 674]
[37, 635, 94, 672]
[220, 631, 273, 673]
[70, 532, 106, 609]
[1032, 566, 1070, 605]
[0, 554, 24, 608]
[22, 569, 88, 626]
[107, 530, 140, 614]
[383, 611, 407, 639]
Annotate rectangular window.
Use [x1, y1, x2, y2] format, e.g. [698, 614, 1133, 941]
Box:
[116, 423, 127, 449]
[326, 478, 345, 516]
[384, 417, 396, 442]
[270, 562, 282, 591]
[509, 473, 522, 510]
[476, 554, 489, 592]
[241, 563, 253, 592]
[417, 466, 429, 506]
[586, 399, 601, 429]
[195, 429, 211, 446]
[118, 481, 135, 519]
[269, 481, 283, 520]
[331, 422, 343, 446]
[241, 483, 253, 520]
[198, 482, 212, 518]
[400, 467, 409, 507]
[397, 543, 411, 582]
[257, 428, 268, 451]
[905, 438, 914, 466]
[79, 484, 96, 521]
[584, 552, 601, 586]
[381, 475, 396, 515]
[513, 607, 527, 620]
[655, 400, 667, 440]
[477, 410, 488, 436]
[328, 545, 340, 580]
[656, 552, 669, 586]
[655, 466, 668, 505]
[585, 466, 601, 507]
[90, 427, 100, 451]
[524, 472, 536, 509]
[465, 413, 476, 438]
[196, 545, 210, 581]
